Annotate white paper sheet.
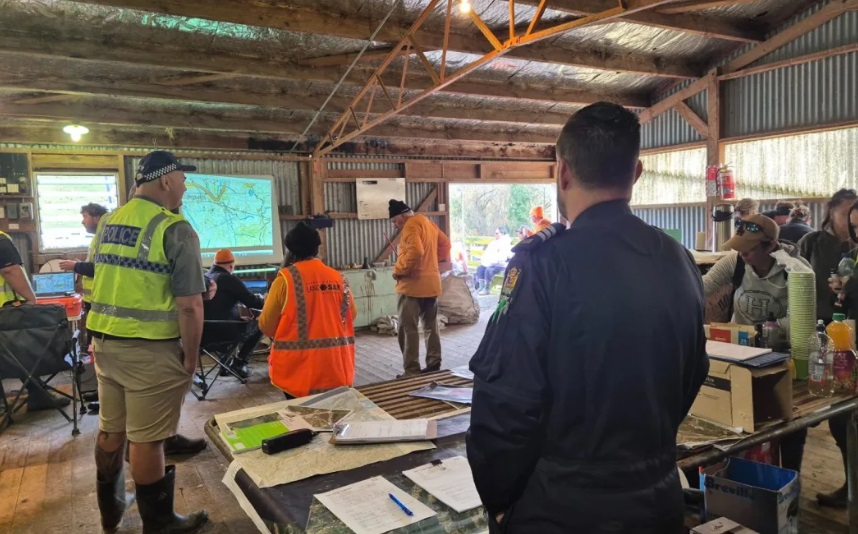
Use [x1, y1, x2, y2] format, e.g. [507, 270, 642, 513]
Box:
[315, 476, 436, 534]
[706, 340, 771, 361]
[402, 456, 482, 513]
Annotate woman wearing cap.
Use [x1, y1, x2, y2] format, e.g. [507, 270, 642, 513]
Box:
[702, 214, 812, 473]
[803, 191, 858, 508]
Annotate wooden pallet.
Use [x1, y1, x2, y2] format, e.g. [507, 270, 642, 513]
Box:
[356, 370, 472, 420]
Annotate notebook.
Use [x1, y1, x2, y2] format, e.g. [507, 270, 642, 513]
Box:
[32, 272, 76, 297]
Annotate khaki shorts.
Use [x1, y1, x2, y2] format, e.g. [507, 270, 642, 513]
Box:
[94, 337, 192, 443]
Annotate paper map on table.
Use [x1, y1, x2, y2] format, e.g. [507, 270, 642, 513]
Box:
[214, 388, 435, 489]
[278, 405, 353, 432]
[410, 383, 473, 405]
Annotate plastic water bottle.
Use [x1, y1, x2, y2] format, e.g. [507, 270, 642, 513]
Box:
[838, 254, 856, 278]
[808, 320, 834, 397]
[763, 313, 781, 350]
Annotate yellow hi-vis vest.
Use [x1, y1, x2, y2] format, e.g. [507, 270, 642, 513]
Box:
[87, 198, 185, 339]
[81, 217, 107, 304]
[0, 231, 26, 307]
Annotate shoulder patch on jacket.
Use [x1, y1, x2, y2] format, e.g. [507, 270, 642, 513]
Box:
[512, 222, 565, 253]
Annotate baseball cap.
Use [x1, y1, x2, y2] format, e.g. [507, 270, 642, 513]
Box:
[723, 214, 780, 253]
[135, 150, 197, 185]
[214, 249, 235, 264]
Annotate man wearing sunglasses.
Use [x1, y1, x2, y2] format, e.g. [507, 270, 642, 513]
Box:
[705, 213, 812, 473]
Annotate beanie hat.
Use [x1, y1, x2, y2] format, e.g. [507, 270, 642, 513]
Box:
[388, 199, 411, 219]
[530, 206, 544, 219]
[285, 222, 322, 258]
[214, 249, 235, 264]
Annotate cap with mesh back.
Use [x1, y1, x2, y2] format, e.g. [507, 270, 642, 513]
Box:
[722, 214, 780, 252]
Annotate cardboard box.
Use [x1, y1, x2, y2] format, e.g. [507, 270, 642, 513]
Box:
[690, 359, 792, 432]
[692, 518, 759, 534]
[702, 458, 799, 534]
[706, 322, 758, 346]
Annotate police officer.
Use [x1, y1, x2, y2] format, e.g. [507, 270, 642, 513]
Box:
[88, 151, 208, 533]
[466, 102, 709, 534]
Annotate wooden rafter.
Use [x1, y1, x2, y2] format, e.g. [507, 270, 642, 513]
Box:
[61, 0, 696, 78]
[0, 98, 562, 145]
[315, 0, 677, 156]
[657, 0, 764, 15]
[0, 30, 648, 110]
[511, 0, 765, 42]
[639, 0, 858, 124]
[674, 102, 709, 138]
[719, 42, 858, 81]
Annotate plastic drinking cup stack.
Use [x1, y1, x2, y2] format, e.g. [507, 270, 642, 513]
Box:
[788, 272, 816, 379]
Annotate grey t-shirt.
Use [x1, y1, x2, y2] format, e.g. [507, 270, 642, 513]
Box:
[164, 220, 206, 297]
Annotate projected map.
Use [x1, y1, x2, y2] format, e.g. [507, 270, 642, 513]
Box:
[182, 174, 274, 251]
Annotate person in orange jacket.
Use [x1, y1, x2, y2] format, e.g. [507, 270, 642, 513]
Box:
[526, 206, 553, 236]
[259, 222, 357, 399]
[389, 199, 451, 377]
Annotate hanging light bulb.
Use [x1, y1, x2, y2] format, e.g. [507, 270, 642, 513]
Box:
[459, 0, 471, 14]
[63, 124, 89, 142]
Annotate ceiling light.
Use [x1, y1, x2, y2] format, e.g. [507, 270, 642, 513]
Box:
[63, 124, 89, 142]
[459, 0, 471, 14]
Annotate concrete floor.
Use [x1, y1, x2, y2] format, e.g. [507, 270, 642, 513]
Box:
[0, 294, 850, 533]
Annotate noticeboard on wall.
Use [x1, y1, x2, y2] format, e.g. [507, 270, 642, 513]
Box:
[356, 178, 406, 220]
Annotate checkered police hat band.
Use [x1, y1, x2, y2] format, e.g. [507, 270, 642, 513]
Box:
[137, 163, 178, 184]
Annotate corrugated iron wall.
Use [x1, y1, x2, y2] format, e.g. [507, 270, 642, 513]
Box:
[633, 204, 706, 250]
[641, 81, 708, 150]
[124, 156, 302, 245]
[326, 180, 440, 268]
[632, 198, 829, 251]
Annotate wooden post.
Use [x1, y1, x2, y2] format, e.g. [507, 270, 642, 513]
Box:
[311, 157, 327, 262]
[705, 69, 723, 251]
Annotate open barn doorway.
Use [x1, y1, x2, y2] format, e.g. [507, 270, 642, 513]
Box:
[448, 183, 557, 294]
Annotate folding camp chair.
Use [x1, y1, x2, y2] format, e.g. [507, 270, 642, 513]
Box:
[0, 304, 82, 436]
[192, 319, 257, 400]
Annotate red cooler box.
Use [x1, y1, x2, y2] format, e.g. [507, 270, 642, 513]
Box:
[37, 294, 83, 319]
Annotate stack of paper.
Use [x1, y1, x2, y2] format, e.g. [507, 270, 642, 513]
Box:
[403, 456, 482, 513]
[315, 476, 436, 534]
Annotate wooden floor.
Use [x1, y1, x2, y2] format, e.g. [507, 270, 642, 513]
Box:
[0, 299, 852, 533]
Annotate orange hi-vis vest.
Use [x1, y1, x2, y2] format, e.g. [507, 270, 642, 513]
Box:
[269, 260, 356, 398]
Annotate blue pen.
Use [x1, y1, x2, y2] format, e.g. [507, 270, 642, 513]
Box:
[388, 493, 413, 516]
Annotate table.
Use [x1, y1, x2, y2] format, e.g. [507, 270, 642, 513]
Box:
[207, 372, 858, 533]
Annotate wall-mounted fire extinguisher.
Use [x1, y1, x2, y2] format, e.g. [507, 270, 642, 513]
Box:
[719, 165, 736, 200]
[705, 165, 719, 198]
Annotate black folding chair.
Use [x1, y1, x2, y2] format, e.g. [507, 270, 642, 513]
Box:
[0, 304, 81, 436]
[192, 319, 257, 400]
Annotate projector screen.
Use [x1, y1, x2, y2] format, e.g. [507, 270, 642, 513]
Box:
[181, 173, 283, 266]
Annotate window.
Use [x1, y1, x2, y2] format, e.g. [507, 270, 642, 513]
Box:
[36, 174, 119, 250]
[633, 147, 706, 206]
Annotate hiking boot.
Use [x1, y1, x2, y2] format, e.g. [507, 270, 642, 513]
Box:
[163, 435, 207, 457]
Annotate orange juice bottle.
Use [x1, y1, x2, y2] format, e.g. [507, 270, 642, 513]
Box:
[827, 314, 857, 393]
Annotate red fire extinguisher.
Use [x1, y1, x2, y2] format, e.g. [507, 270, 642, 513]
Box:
[719, 166, 736, 200]
[705, 165, 719, 198]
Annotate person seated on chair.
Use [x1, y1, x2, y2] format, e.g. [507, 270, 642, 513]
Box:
[204, 249, 264, 379]
[0, 230, 72, 411]
[475, 227, 511, 295]
[259, 223, 357, 399]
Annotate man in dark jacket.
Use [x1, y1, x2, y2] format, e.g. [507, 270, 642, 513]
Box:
[466, 102, 709, 534]
[205, 249, 265, 378]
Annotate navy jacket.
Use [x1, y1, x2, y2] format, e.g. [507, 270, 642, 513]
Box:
[466, 200, 708, 534]
[779, 219, 814, 244]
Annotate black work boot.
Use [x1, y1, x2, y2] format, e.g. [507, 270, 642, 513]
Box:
[136, 465, 209, 534]
[817, 484, 848, 508]
[96, 443, 135, 533]
[163, 434, 207, 457]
